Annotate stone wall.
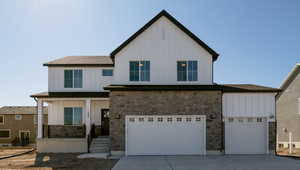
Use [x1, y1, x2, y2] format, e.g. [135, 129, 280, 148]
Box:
[48, 125, 85, 138]
[269, 122, 276, 151]
[109, 90, 222, 152]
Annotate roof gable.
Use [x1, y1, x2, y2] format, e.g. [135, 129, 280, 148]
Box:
[110, 10, 219, 61]
[280, 63, 300, 91]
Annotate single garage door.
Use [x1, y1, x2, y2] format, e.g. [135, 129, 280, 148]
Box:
[126, 115, 206, 155]
[225, 117, 268, 154]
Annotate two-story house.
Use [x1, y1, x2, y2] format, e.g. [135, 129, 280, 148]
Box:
[31, 10, 280, 155]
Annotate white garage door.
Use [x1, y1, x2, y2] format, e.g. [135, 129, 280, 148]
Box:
[225, 117, 268, 154]
[126, 115, 206, 155]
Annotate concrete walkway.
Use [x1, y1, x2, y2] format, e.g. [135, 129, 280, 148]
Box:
[113, 155, 300, 170]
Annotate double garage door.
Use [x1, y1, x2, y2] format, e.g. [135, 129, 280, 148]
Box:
[225, 117, 268, 154]
[125, 115, 268, 155]
[126, 115, 206, 155]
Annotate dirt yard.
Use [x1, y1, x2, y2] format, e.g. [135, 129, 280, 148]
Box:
[0, 151, 118, 170]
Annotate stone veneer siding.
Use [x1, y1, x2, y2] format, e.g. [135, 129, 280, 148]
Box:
[48, 125, 85, 138]
[109, 90, 222, 152]
[269, 122, 276, 151]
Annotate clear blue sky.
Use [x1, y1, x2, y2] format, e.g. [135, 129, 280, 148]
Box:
[0, 0, 299, 106]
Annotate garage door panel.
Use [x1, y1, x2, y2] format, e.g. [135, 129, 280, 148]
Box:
[126, 115, 206, 155]
[225, 118, 268, 154]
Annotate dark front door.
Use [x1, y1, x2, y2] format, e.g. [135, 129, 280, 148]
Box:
[101, 109, 110, 136]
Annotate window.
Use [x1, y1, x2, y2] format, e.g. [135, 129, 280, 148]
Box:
[129, 61, 150, 81]
[0, 115, 4, 124]
[15, 115, 22, 120]
[228, 118, 234, 122]
[102, 69, 113, 76]
[64, 107, 83, 125]
[148, 117, 154, 122]
[64, 70, 83, 88]
[177, 61, 198, 81]
[0, 130, 10, 138]
[257, 118, 263, 122]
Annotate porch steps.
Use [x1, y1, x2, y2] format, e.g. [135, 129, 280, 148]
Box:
[89, 136, 111, 153]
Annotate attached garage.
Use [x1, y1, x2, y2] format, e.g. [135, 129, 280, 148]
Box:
[225, 117, 268, 154]
[223, 93, 276, 154]
[125, 115, 206, 155]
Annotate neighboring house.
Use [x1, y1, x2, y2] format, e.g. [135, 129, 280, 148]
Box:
[277, 63, 300, 150]
[31, 10, 280, 155]
[0, 106, 47, 146]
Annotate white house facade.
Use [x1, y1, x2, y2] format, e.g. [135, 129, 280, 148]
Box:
[31, 10, 280, 155]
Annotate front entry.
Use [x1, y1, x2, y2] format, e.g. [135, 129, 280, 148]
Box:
[101, 109, 110, 136]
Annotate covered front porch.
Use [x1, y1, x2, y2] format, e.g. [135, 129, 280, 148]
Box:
[31, 92, 110, 153]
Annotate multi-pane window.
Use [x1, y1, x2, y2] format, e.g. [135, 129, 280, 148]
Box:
[64, 70, 83, 88]
[0, 130, 10, 138]
[129, 61, 150, 81]
[0, 115, 4, 124]
[102, 69, 113, 76]
[64, 107, 83, 125]
[177, 60, 198, 81]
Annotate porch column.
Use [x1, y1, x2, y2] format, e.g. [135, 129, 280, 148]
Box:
[85, 99, 91, 136]
[37, 99, 44, 139]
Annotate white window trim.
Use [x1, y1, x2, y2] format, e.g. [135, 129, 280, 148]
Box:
[0, 115, 4, 125]
[65, 69, 83, 89]
[102, 69, 114, 76]
[0, 129, 11, 139]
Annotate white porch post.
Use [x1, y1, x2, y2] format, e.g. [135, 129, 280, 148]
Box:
[85, 99, 91, 136]
[37, 99, 44, 139]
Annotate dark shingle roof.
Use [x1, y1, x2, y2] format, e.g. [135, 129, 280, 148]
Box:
[110, 10, 219, 62]
[104, 84, 280, 92]
[221, 84, 281, 92]
[44, 56, 113, 67]
[30, 92, 109, 98]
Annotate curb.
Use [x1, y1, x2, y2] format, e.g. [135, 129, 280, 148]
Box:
[0, 148, 35, 160]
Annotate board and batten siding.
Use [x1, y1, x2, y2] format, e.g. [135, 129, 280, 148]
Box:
[48, 67, 114, 92]
[47, 100, 109, 125]
[222, 93, 276, 118]
[48, 101, 86, 125]
[114, 16, 213, 85]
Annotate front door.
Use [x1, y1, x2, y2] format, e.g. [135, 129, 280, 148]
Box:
[101, 109, 110, 136]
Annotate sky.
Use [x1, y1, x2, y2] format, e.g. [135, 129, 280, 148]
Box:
[0, 0, 299, 106]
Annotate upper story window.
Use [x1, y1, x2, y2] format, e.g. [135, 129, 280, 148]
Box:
[64, 70, 83, 88]
[177, 60, 198, 81]
[64, 107, 83, 125]
[102, 69, 113, 76]
[129, 61, 150, 81]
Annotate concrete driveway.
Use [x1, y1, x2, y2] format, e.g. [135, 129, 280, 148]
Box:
[112, 155, 300, 170]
